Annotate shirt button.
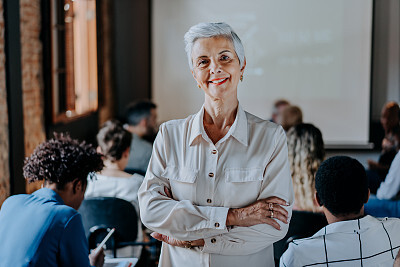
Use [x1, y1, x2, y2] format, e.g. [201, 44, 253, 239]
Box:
[208, 172, 214, 178]
[215, 222, 220, 227]
[207, 199, 212, 203]
[211, 238, 216, 243]
[212, 150, 217, 154]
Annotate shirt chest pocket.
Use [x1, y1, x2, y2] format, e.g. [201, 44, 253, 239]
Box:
[224, 168, 264, 207]
[162, 166, 198, 202]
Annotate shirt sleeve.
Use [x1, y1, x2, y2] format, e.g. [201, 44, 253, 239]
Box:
[59, 213, 92, 267]
[279, 242, 296, 267]
[202, 126, 294, 255]
[376, 152, 400, 200]
[138, 125, 230, 240]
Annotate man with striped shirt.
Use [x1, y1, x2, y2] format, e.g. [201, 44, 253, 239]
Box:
[280, 156, 400, 267]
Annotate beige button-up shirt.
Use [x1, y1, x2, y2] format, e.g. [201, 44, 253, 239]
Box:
[138, 105, 294, 267]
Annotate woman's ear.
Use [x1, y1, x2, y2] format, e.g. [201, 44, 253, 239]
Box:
[240, 58, 247, 73]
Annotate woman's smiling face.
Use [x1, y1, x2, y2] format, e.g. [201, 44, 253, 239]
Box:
[191, 37, 245, 101]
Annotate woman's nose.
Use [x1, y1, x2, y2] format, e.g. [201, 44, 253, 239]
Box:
[209, 60, 222, 74]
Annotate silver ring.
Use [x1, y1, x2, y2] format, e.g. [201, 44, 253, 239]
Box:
[269, 203, 274, 211]
[270, 210, 274, 219]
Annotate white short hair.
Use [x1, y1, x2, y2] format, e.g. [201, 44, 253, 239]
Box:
[184, 22, 245, 70]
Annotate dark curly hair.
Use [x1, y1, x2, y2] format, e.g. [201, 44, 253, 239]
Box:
[97, 120, 132, 162]
[23, 133, 104, 190]
[315, 156, 368, 216]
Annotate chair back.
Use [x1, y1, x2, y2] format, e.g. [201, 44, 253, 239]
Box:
[274, 210, 328, 263]
[79, 197, 139, 250]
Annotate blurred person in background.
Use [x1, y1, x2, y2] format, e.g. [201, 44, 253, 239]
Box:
[124, 100, 158, 175]
[279, 105, 303, 131]
[85, 120, 145, 259]
[270, 99, 290, 123]
[287, 123, 325, 212]
[367, 101, 400, 193]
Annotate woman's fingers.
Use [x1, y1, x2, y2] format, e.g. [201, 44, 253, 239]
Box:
[164, 186, 173, 198]
[264, 217, 281, 230]
[267, 202, 289, 218]
[264, 196, 289, 206]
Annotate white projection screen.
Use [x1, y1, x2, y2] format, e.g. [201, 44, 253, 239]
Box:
[152, 0, 373, 146]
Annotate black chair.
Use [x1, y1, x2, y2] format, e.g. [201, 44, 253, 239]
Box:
[274, 210, 328, 266]
[79, 197, 156, 260]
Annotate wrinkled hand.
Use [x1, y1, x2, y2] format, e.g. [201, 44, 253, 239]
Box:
[151, 232, 205, 248]
[89, 247, 105, 267]
[227, 196, 289, 230]
[159, 186, 173, 199]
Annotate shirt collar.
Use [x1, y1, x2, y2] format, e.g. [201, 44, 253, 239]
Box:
[189, 104, 248, 146]
[33, 188, 65, 205]
[313, 215, 378, 237]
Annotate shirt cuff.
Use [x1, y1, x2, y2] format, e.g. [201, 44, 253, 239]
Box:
[202, 235, 223, 254]
[206, 206, 229, 230]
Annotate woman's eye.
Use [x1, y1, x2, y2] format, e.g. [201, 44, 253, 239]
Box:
[220, 55, 230, 61]
[197, 59, 208, 66]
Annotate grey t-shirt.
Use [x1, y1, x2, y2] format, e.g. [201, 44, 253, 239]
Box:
[126, 133, 152, 175]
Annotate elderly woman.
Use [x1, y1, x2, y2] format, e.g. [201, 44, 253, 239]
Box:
[138, 22, 294, 267]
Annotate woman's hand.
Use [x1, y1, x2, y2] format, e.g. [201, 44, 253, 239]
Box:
[151, 232, 205, 248]
[226, 196, 289, 230]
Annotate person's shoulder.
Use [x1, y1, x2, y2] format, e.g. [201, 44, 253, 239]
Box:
[280, 235, 325, 266]
[158, 114, 197, 138]
[245, 110, 281, 130]
[160, 114, 196, 129]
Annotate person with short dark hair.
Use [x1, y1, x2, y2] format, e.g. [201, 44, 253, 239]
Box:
[85, 120, 145, 258]
[270, 99, 290, 123]
[125, 100, 158, 174]
[0, 134, 105, 267]
[280, 156, 400, 267]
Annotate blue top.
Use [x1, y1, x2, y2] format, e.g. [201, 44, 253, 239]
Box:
[0, 188, 92, 267]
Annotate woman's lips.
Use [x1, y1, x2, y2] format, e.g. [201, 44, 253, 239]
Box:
[209, 77, 229, 85]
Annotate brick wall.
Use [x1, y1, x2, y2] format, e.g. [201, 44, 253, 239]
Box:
[98, 0, 115, 125]
[20, 0, 46, 156]
[0, 0, 10, 206]
[20, 0, 46, 193]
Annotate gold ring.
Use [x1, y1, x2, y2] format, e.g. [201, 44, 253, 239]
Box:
[270, 210, 274, 219]
[269, 203, 274, 211]
[184, 241, 192, 248]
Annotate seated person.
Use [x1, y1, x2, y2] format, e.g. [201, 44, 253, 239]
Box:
[0, 134, 105, 267]
[124, 100, 158, 175]
[287, 123, 325, 212]
[375, 129, 400, 200]
[85, 120, 145, 257]
[368, 101, 400, 193]
[280, 156, 400, 267]
[270, 99, 290, 123]
[279, 105, 303, 131]
[364, 131, 400, 218]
